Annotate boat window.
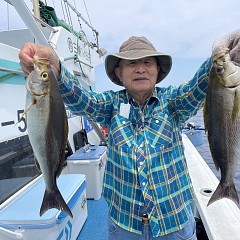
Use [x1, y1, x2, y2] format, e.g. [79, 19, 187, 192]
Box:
[0, 135, 39, 204]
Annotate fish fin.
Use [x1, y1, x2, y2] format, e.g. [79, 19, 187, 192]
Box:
[203, 68, 215, 133]
[63, 109, 69, 153]
[203, 100, 208, 133]
[208, 142, 220, 171]
[40, 186, 73, 218]
[56, 111, 69, 178]
[232, 89, 240, 121]
[14, 101, 34, 126]
[34, 157, 42, 173]
[207, 180, 239, 206]
[63, 109, 69, 156]
[55, 151, 66, 178]
[203, 72, 220, 171]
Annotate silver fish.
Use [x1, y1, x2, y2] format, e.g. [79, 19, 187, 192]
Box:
[204, 51, 240, 206]
[25, 56, 72, 217]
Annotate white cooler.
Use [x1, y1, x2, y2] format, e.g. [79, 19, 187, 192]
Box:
[66, 145, 107, 200]
[0, 174, 87, 240]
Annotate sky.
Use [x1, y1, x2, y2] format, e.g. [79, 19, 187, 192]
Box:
[1, 0, 240, 92]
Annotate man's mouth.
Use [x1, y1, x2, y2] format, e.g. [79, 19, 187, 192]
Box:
[133, 77, 148, 81]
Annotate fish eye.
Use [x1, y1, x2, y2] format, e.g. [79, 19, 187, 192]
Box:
[41, 72, 48, 80]
[216, 66, 223, 74]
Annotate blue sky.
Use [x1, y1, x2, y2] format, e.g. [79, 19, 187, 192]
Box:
[1, 0, 240, 92]
[94, 57, 206, 92]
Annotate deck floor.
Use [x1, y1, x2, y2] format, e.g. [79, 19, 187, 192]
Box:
[76, 197, 209, 240]
[77, 198, 108, 240]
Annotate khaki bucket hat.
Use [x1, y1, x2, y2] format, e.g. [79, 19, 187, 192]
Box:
[105, 36, 172, 86]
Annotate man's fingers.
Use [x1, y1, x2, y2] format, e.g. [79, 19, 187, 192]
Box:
[19, 60, 34, 77]
[212, 29, 240, 56]
[19, 42, 60, 77]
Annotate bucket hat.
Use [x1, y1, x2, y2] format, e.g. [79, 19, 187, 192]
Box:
[105, 36, 172, 86]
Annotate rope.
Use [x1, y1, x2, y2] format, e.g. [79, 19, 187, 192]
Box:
[50, 0, 55, 9]
[82, 0, 96, 42]
[60, 0, 66, 22]
[63, 0, 73, 29]
[7, 1, 10, 30]
[76, 32, 88, 78]
[0, 67, 24, 75]
[73, 0, 77, 9]
[82, 0, 93, 28]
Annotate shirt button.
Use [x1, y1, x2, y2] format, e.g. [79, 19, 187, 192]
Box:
[142, 182, 146, 186]
[139, 161, 144, 166]
[155, 120, 159, 123]
[139, 202, 143, 206]
[122, 121, 126, 124]
[140, 143, 144, 148]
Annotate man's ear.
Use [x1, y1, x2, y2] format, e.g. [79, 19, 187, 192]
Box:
[115, 67, 122, 82]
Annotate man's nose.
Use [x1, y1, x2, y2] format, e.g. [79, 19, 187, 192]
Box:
[135, 63, 146, 73]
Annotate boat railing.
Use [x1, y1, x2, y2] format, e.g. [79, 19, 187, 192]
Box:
[7, 0, 49, 46]
[183, 134, 240, 239]
[0, 67, 23, 75]
[5, 0, 106, 57]
[62, 0, 98, 36]
[0, 226, 23, 240]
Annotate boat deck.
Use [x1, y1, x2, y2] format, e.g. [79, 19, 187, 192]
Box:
[183, 134, 240, 240]
[77, 198, 108, 240]
[76, 136, 240, 240]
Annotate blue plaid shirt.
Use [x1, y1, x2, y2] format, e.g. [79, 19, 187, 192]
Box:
[58, 57, 212, 237]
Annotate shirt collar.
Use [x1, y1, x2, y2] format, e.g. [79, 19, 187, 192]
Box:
[126, 88, 159, 107]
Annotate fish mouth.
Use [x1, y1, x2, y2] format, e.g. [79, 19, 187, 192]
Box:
[222, 70, 240, 88]
[223, 81, 240, 89]
[27, 81, 48, 96]
[33, 57, 49, 66]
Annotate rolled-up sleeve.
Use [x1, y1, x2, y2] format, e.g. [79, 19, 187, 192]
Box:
[57, 64, 114, 127]
[167, 57, 212, 123]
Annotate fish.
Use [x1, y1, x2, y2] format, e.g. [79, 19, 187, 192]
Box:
[25, 56, 72, 217]
[203, 51, 240, 206]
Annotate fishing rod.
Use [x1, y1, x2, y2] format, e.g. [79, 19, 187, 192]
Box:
[183, 122, 205, 131]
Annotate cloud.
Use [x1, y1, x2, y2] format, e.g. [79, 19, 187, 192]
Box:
[82, 0, 240, 58]
[1, 0, 240, 92]
[2, 0, 239, 59]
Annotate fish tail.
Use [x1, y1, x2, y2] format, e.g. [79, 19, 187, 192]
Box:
[40, 188, 73, 218]
[207, 181, 239, 206]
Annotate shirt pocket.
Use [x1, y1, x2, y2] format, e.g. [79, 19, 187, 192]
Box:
[110, 114, 134, 148]
[145, 111, 173, 149]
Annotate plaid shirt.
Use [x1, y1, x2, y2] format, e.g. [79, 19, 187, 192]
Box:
[58, 58, 212, 237]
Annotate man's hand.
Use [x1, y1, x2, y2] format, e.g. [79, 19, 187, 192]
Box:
[212, 30, 240, 65]
[19, 43, 60, 78]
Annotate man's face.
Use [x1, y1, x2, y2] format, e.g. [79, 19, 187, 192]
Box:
[115, 57, 159, 101]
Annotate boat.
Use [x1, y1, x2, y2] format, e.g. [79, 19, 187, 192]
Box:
[183, 112, 240, 240]
[0, 1, 240, 239]
[0, 1, 108, 239]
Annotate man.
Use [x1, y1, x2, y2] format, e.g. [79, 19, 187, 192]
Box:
[19, 31, 240, 240]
